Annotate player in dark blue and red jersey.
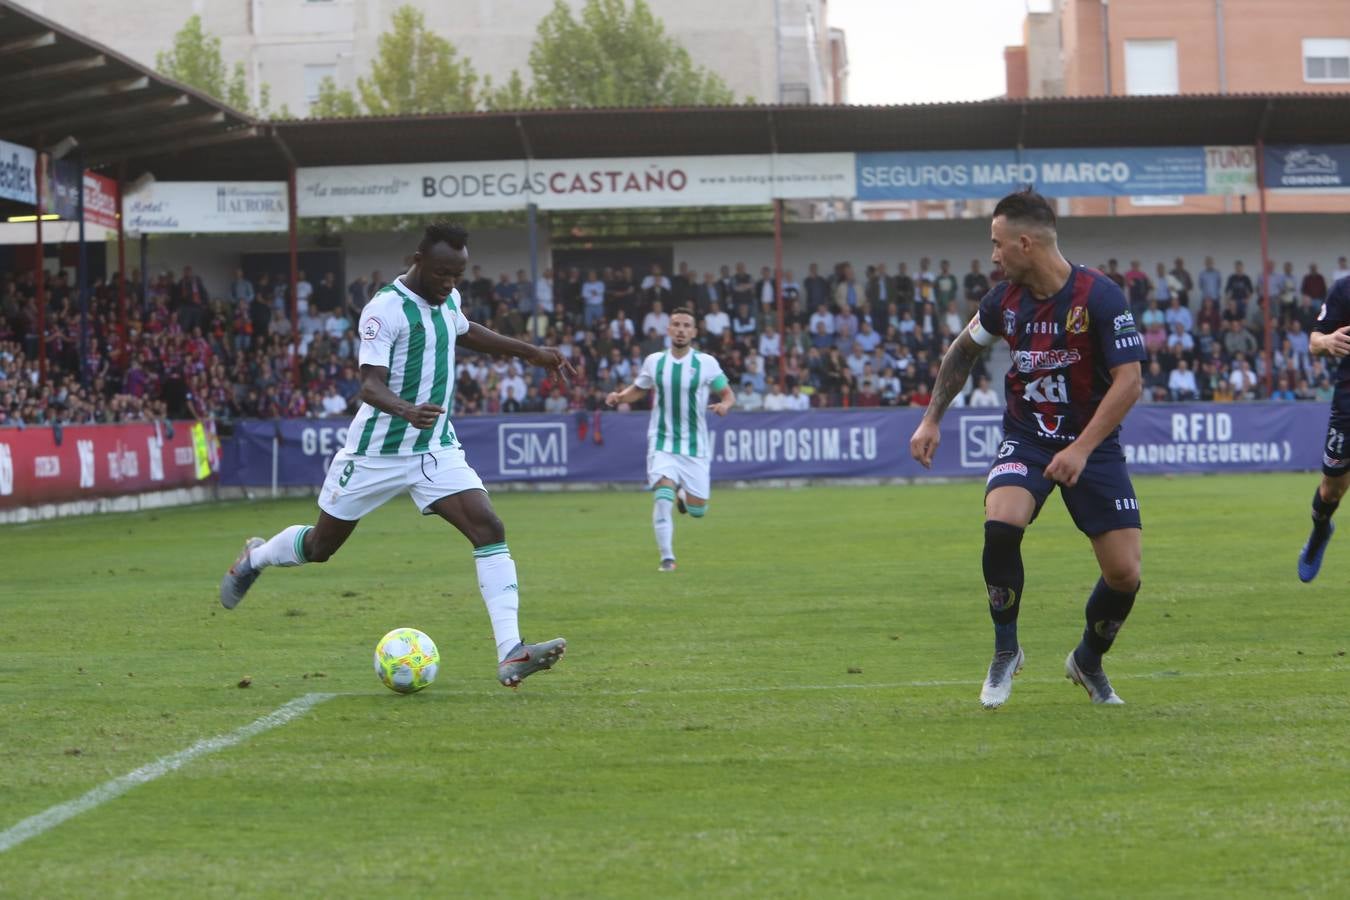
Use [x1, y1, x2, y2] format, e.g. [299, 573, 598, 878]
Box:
[909, 190, 1146, 709]
[1298, 274, 1350, 582]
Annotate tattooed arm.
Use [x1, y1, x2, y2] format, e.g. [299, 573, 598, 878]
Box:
[908, 329, 984, 468]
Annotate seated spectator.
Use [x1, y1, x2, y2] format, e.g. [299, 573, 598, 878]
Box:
[968, 374, 999, 407]
[763, 382, 790, 411]
[736, 381, 764, 412]
[642, 301, 670, 338]
[1168, 359, 1198, 401]
[1270, 373, 1296, 402]
[854, 320, 882, 353]
[704, 301, 730, 339]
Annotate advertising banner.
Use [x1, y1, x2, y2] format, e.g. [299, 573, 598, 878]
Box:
[39, 162, 119, 228]
[297, 154, 856, 216]
[856, 147, 1253, 201]
[83, 171, 119, 230]
[219, 403, 1324, 489]
[124, 181, 288, 233]
[0, 421, 205, 510]
[0, 139, 37, 205]
[44, 157, 81, 219]
[1262, 144, 1350, 190]
[1204, 145, 1258, 195]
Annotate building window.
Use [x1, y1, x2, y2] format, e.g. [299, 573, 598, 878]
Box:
[1124, 39, 1178, 95]
[304, 64, 338, 105]
[1304, 38, 1350, 83]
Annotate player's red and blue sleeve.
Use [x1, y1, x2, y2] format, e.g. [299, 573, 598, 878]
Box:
[968, 285, 1006, 347]
[1091, 283, 1147, 368]
[1313, 279, 1350, 334]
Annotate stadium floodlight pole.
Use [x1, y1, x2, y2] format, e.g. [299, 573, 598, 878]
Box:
[1256, 138, 1274, 397]
[774, 198, 785, 394]
[116, 161, 128, 368]
[34, 136, 46, 385]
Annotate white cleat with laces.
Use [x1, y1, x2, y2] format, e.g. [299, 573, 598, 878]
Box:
[979, 647, 1024, 709]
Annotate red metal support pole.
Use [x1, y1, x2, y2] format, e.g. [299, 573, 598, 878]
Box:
[1256, 139, 1273, 398]
[35, 147, 46, 385]
[287, 164, 300, 385]
[116, 162, 128, 368]
[774, 198, 786, 394]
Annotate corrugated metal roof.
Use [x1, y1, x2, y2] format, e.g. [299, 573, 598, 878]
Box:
[0, 0, 256, 174]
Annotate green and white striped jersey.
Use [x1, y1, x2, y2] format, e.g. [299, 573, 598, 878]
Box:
[635, 349, 728, 459]
[343, 280, 471, 457]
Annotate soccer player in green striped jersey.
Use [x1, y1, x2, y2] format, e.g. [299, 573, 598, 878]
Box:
[220, 223, 574, 688]
[606, 308, 734, 571]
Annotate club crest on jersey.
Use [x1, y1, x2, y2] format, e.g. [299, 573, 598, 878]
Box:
[361, 318, 382, 341]
[1003, 308, 1017, 336]
[1066, 305, 1089, 335]
[1032, 412, 1067, 436]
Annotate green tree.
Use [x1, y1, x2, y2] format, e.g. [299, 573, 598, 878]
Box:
[158, 15, 281, 116]
[526, 0, 734, 108]
[481, 71, 533, 111]
[311, 77, 361, 118]
[356, 5, 478, 115]
[156, 15, 237, 102]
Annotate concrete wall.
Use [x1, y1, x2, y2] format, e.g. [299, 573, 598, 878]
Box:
[92, 214, 1350, 301]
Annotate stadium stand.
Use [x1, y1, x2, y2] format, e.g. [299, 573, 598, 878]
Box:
[3, 251, 1343, 427]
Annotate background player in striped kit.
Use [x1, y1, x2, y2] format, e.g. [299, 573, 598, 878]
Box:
[909, 190, 1146, 709]
[606, 308, 734, 571]
[220, 223, 574, 688]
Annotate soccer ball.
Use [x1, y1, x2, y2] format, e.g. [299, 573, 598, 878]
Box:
[373, 627, 440, 694]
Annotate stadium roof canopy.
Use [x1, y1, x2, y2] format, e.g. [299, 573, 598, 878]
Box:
[0, 0, 1347, 188]
[0, 0, 255, 172]
[121, 92, 1350, 183]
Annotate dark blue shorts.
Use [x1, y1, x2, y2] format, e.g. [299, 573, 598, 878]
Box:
[985, 435, 1142, 537]
[1322, 414, 1350, 477]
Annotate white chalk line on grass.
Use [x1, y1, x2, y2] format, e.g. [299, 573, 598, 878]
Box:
[0, 692, 337, 855]
[5, 665, 1344, 851]
[339, 664, 1348, 700]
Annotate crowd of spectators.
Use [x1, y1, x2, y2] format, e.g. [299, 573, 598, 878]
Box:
[2, 250, 1348, 427]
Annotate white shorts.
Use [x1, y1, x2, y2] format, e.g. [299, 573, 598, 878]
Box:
[319, 447, 486, 521]
[646, 449, 712, 500]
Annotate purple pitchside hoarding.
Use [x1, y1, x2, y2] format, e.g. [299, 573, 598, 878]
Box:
[220, 403, 1324, 488]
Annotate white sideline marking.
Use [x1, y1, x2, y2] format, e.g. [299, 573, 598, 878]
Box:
[0, 692, 336, 854]
[343, 664, 1346, 700]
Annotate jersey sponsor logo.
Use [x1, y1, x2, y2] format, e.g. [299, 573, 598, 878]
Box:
[1113, 312, 1137, 334]
[1013, 349, 1081, 373]
[1113, 497, 1139, 511]
[1023, 373, 1068, 404]
[362, 317, 383, 341]
[987, 461, 1028, 482]
[1325, 452, 1347, 469]
[1032, 412, 1069, 437]
[1003, 308, 1017, 336]
[1066, 306, 1089, 335]
[1115, 335, 1143, 350]
[1025, 320, 1060, 335]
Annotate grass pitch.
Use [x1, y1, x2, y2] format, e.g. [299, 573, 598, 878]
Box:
[1, 474, 1347, 898]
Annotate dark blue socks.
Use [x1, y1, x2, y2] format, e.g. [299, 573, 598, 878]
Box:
[1074, 577, 1139, 674]
[983, 521, 1025, 653]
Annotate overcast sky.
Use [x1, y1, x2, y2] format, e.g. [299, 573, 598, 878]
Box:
[827, 0, 1054, 105]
